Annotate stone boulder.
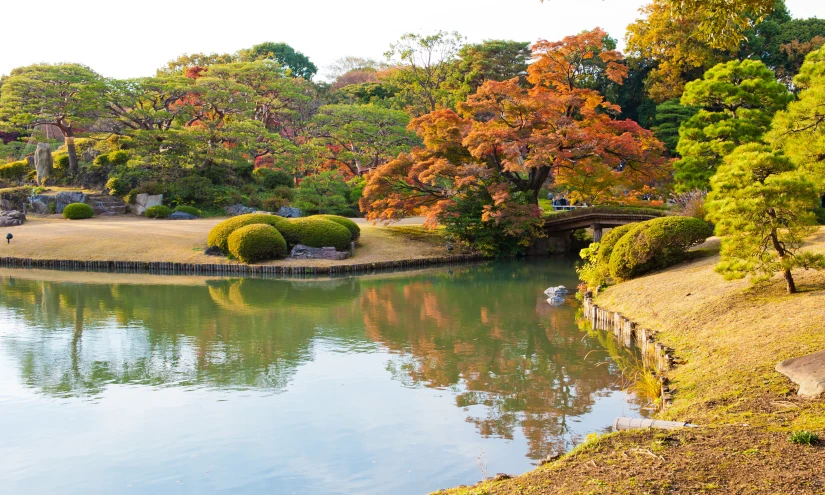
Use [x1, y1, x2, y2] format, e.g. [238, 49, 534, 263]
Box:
[277, 206, 302, 218]
[55, 191, 87, 214]
[0, 210, 26, 227]
[34, 142, 53, 186]
[168, 211, 199, 220]
[224, 204, 257, 216]
[30, 200, 50, 215]
[776, 349, 825, 397]
[289, 244, 350, 260]
[130, 193, 164, 215]
[204, 246, 223, 256]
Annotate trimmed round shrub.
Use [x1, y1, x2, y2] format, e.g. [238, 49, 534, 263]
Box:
[173, 205, 202, 217]
[108, 150, 129, 166]
[207, 213, 292, 253]
[316, 214, 360, 240]
[595, 223, 638, 266]
[290, 217, 353, 251]
[106, 177, 130, 196]
[227, 224, 287, 263]
[93, 154, 110, 167]
[53, 154, 69, 169]
[145, 205, 172, 218]
[62, 203, 94, 220]
[608, 216, 712, 281]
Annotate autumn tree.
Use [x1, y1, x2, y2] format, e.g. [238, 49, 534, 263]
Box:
[706, 144, 825, 293]
[0, 63, 104, 174]
[674, 59, 792, 191]
[362, 29, 669, 253]
[306, 104, 419, 176]
[384, 31, 465, 116]
[157, 52, 235, 76]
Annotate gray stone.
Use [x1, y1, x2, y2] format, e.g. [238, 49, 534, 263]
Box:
[55, 191, 87, 213]
[277, 206, 302, 218]
[224, 204, 257, 216]
[0, 210, 26, 227]
[776, 349, 825, 397]
[204, 246, 223, 256]
[289, 244, 350, 260]
[30, 200, 49, 215]
[130, 193, 164, 215]
[169, 211, 198, 220]
[34, 143, 53, 186]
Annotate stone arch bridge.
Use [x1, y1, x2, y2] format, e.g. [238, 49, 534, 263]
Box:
[534, 208, 665, 254]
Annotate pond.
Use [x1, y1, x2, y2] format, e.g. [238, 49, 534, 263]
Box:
[0, 260, 644, 494]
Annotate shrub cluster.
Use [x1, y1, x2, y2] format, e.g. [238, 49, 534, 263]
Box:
[290, 217, 353, 251]
[63, 203, 94, 220]
[317, 214, 360, 240]
[227, 224, 288, 263]
[207, 213, 292, 252]
[144, 205, 172, 218]
[106, 177, 130, 196]
[608, 216, 712, 281]
[173, 205, 202, 217]
[0, 160, 29, 181]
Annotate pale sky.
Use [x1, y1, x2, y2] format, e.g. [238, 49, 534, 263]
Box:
[1, 0, 822, 80]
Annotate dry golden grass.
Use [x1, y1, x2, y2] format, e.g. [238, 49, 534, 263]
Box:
[0, 216, 452, 266]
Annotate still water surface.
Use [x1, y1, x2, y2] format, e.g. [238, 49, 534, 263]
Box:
[0, 260, 642, 494]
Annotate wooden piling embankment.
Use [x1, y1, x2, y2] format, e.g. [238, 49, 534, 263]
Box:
[0, 253, 486, 279]
[582, 292, 675, 408]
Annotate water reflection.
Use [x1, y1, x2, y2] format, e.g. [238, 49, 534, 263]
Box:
[0, 261, 633, 466]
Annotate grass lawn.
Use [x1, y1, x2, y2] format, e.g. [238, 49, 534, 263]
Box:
[437, 227, 825, 495]
[0, 216, 456, 267]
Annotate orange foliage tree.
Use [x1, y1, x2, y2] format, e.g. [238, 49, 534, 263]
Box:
[361, 29, 670, 250]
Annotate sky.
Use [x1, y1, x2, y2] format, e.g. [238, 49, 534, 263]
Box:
[1, 0, 822, 80]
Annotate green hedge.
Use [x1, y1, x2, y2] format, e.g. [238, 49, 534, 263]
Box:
[316, 214, 360, 240]
[0, 160, 29, 181]
[145, 205, 172, 218]
[63, 203, 94, 220]
[609, 216, 712, 281]
[290, 217, 352, 251]
[227, 224, 288, 263]
[595, 223, 638, 266]
[207, 213, 292, 253]
[173, 205, 202, 217]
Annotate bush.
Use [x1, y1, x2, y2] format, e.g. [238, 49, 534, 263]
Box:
[254, 168, 294, 189]
[171, 175, 215, 205]
[108, 150, 129, 166]
[207, 213, 293, 253]
[789, 430, 819, 446]
[173, 205, 202, 217]
[0, 160, 29, 181]
[315, 214, 360, 240]
[290, 217, 353, 251]
[106, 177, 130, 196]
[93, 154, 110, 167]
[144, 205, 172, 218]
[54, 154, 69, 169]
[62, 203, 94, 220]
[227, 224, 288, 263]
[609, 216, 712, 281]
[262, 196, 289, 212]
[596, 224, 638, 266]
[815, 207, 825, 226]
[124, 188, 141, 204]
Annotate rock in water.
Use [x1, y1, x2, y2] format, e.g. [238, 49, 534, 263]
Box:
[168, 211, 198, 220]
[776, 349, 825, 397]
[546, 296, 565, 306]
[544, 285, 569, 297]
[34, 143, 52, 186]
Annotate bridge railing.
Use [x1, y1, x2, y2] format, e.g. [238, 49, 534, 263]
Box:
[550, 204, 589, 211]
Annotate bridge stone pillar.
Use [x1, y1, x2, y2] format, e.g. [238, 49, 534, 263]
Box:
[592, 223, 603, 243]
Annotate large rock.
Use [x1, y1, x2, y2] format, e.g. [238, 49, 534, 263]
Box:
[30, 200, 49, 215]
[224, 204, 257, 216]
[776, 350, 825, 397]
[289, 244, 350, 260]
[34, 142, 53, 186]
[168, 211, 198, 220]
[55, 191, 87, 214]
[130, 193, 164, 215]
[0, 210, 26, 227]
[277, 206, 302, 218]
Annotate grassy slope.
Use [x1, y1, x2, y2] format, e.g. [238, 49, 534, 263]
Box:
[437, 228, 825, 495]
[0, 217, 453, 266]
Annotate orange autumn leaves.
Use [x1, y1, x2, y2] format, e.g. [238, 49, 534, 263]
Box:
[361, 28, 671, 227]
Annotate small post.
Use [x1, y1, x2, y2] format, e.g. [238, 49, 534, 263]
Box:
[592, 223, 603, 242]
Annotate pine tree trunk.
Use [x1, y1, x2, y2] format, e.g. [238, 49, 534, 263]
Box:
[65, 134, 78, 175]
[783, 268, 797, 294]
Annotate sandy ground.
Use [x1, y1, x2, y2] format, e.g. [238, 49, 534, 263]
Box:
[0, 215, 449, 266]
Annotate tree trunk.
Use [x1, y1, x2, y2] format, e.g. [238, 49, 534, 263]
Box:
[783, 268, 797, 294]
[65, 132, 78, 175]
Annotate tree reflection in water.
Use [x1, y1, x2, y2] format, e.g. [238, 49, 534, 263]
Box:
[0, 261, 634, 459]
